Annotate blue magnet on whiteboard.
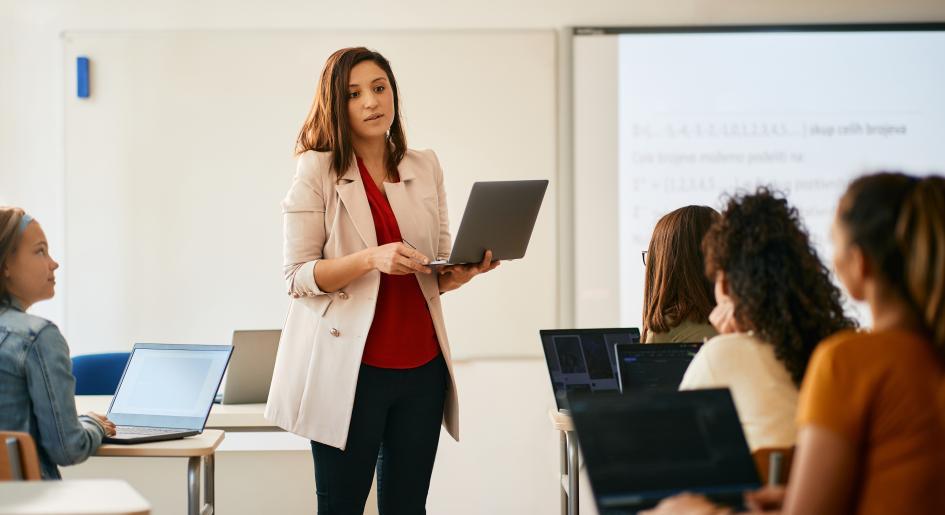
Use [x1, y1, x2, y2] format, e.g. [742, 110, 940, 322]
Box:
[77, 57, 90, 98]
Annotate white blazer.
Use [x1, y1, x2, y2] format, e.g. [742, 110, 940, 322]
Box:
[265, 149, 459, 449]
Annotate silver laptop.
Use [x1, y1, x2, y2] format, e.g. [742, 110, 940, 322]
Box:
[220, 329, 281, 404]
[428, 180, 548, 267]
[104, 343, 232, 444]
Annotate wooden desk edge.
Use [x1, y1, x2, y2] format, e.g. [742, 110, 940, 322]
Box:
[96, 429, 225, 457]
[547, 408, 574, 432]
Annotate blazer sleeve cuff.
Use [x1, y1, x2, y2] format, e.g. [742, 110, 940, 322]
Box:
[287, 260, 327, 297]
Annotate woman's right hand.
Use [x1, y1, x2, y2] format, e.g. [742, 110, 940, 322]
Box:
[709, 299, 739, 334]
[367, 243, 431, 275]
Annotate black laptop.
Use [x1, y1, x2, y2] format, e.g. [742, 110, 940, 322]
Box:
[615, 343, 702, 395]
[538, 328, 641, 410]
[568, 389, 761, 514]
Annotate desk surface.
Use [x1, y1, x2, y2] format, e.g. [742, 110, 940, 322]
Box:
[0, 479, 150, 515]
[97, 429, 224, 458]
[76, 396, 271, 429]
[548, 408, 574, 432]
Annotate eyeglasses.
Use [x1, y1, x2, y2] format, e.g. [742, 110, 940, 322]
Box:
[641, 250, 648, 267]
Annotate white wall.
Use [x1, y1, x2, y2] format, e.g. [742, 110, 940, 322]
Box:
[4, 2, 945, 515]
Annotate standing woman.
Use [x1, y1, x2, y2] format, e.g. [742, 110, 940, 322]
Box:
[265, 48, 498, 515]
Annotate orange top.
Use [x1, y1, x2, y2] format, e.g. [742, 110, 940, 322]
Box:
[797, 329, 945, 515]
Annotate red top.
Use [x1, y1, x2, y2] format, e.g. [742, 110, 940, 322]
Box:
[358, 157, 441, 369]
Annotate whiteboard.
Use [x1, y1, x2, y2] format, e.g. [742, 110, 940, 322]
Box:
[63, 30, 557, 359]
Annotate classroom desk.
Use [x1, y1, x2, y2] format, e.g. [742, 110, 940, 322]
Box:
[0, 479, 150, 515]
[76, 396, 277, 431]
[549, 409, 579, 515]
[97, 430, 224, 515]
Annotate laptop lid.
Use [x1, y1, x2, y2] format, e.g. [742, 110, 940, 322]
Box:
[222, 329, 280, 404]
[443, 180, 548, 264]
[107, 343, 233, 430]
[538, 328, 641, 410]
[615, 343, 702, 395]
[569, 389, 760, 511]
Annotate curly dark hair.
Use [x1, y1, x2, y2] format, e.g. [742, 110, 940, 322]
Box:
[703, 187, 857, 385]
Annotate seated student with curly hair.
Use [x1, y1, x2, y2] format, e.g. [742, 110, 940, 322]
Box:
[679, 188, 856, 451]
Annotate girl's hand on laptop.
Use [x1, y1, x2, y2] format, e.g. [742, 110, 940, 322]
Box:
[640, 493, 732, 515]
[87, 412, 117, 437]
[368, 242, 431, 275]
[437, 250, 500, 293]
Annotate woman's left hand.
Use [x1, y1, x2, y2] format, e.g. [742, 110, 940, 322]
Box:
[639, 493, 733, 515]
[437, 250, 500, 293]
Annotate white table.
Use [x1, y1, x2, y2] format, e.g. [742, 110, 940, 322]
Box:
[0, 479, 150, 515]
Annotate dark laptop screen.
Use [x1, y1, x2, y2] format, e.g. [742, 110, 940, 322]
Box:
[538, 328, 640, 409]
[616, 343, 701, 395]
[569, 389, 760, 509]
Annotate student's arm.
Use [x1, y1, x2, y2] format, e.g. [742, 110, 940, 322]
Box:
[25, 324, 105, 467]
[778, 425, 857, 515]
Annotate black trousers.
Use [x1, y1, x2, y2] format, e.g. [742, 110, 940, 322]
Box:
[311, 354, 448, 515]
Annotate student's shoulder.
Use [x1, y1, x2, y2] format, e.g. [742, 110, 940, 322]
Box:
[0, 307, 55, 342]
[701, 332, 761, 354]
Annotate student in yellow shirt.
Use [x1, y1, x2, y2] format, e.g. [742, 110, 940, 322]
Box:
[645, 172, 945, 515]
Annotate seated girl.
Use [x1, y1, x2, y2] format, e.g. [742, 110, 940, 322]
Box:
[0, 207, 116, 479]
[642, 205, 720, 343]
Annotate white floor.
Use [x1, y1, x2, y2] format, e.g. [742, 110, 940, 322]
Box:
[63, 358, 568, 515]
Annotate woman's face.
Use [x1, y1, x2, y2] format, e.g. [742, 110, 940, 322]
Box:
[830, 211, 866, 301]
[3, 221, 59, 307]
[346, 60, 394, 143]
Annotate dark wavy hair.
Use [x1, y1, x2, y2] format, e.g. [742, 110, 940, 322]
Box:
[703, 188, 857, 385]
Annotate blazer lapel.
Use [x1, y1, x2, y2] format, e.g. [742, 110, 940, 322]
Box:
[335, 161, 378, 249]
[386, 165, 434, 259]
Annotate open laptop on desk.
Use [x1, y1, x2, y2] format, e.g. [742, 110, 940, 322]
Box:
[538, 328, 641, 411]
[104, 343, 232, 444]
[218, 329, 280, 404]
[568, 389, 760, 514]
[615, 342, 702, 395]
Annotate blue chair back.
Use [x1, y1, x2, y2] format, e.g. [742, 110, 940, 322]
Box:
[71, 352, 131, 395]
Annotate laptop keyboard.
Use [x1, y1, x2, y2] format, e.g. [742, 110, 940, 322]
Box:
[114, 426, 182, 436]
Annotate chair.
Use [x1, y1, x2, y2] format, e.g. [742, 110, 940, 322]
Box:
[0, 431, 41, 480]
[752, 446, 795, 486]
[71, 352, 130, 395]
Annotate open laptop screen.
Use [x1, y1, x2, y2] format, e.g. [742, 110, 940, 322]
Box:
[569, 389, 760, 509]
[616, 343, 701, 394]
[538, 328, 640, 409]
[107, 344, 231, 430]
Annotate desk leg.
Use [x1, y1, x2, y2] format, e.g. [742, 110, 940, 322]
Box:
[187, 456, 201, 515]
[560, 431, 568, 515]
[204, 453, 215, 515]
[566, 430, 579, 515]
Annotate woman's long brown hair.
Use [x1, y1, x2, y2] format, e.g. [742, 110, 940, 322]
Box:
[642, 205, 719, 341]
[296, 47, 407, 181]
[840, 172, 945, 360]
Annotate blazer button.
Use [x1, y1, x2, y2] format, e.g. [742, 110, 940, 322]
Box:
[338, 291, 349, 300]
[330, 328, 341, 337]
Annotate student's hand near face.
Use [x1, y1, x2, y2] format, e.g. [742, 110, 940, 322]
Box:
[710, 272, 740, 334]
[86, 412, 117, 437]
[640, 493, 733, 515]
[437, 250, 500, 293]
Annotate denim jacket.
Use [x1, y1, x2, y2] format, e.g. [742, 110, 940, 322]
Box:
[0, 299, 104, 479]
